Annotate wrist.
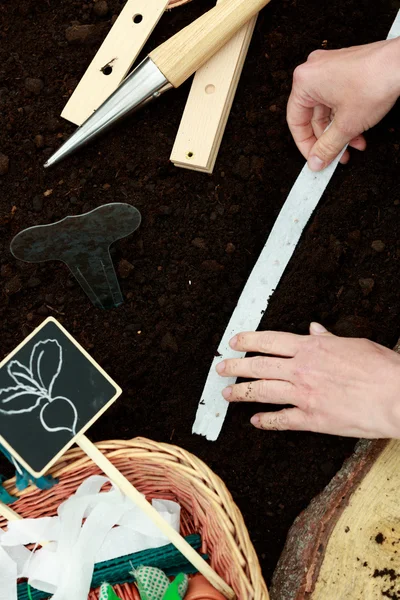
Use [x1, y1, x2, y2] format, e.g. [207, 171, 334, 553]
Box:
[380, 37, 400, 97]
[389, 354, 400, 438]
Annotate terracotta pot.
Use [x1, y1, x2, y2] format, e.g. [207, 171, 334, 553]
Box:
[185, 575, 227, 600]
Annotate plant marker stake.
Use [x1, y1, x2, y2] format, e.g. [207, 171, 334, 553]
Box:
[193, 8, 400, 441]
[171, 3, 257, 174]
[62, 0, 169, 127]
[0, 318, 234, 599]
[10, 204, 141, 310]
[44, 0, 273, 168]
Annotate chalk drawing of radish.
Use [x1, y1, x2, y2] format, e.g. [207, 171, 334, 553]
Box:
[0, 340, 78, 435]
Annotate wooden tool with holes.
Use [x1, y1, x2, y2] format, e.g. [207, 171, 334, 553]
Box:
[45, 0, 272, 168]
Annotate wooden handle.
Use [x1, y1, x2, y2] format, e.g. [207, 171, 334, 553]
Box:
[149, 0, 271, 87]
[78, 435, 235, 600]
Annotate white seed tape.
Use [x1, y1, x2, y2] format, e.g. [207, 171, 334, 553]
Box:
[0, 546, 17, 600]
[193, 8, 400, 442]
[0, 475, 181, 599]
[388, 10, 400, 38]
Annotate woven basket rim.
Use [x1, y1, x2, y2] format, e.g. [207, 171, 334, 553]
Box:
[3, 437, 269, 600]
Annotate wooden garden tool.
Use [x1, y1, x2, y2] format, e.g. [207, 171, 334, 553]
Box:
[45, 0, 272, 168]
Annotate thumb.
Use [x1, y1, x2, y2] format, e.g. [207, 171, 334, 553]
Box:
[309, 322, 334, 336]
[308, 120, 353, 172]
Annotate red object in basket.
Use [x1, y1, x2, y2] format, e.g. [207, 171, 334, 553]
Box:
[186, 575, 227, 600]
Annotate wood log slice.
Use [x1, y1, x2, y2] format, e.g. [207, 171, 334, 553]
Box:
[270, 437, 400, 599]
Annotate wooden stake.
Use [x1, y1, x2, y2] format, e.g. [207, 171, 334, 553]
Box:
[170, 8, 257, 173]
[62, 0, 169, 126]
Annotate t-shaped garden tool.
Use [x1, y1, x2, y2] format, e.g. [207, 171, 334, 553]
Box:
[10, 203, 141, 309]
[45, 0, 271, 168]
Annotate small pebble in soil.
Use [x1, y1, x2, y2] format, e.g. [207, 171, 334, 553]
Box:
[118, 259, 134, 279]
[37, 305, 49, 316]
[158, 205, 172, 216]
[192, 238, 208, 250]
[32, 195, 43, 212]
[25, 77, 44, 95]
[34, 135, 45, 149]
[225, 242, 236, 254]
[161, 332, 178, 353]
[93, 0, 108, 16]
[27, 276, 41, 288]
[4, 276, 22, 295]
[333, 315, 373, 339]
[46, 116, 60, 132]
[232, 155, 250, 180]
[0, 153, 9, 175]
[65, 23, 108, 45]
[347, 229, 361, 246]
[202, 260, 224, 272]
[251, 155, 265, 176]
[371, 240, 386, 253]
[1, 264, 12, 278]
[358, 278, 375, 297]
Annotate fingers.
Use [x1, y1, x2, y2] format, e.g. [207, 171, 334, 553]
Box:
[311, 104, 331, 139]
[217, 355, 293, 382]
[250, 408, 309, 431]
[308, 119, 359, 171]
[349, 134, 367, 151]
[340, 134, 367, 164]
[309, 322, 333, 336]
[287, 88, 317, 159]
[223, 379, 297, 405]
[230, 330, 304, 357]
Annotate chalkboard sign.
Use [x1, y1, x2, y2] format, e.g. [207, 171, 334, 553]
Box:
[0, 317, 121, 477]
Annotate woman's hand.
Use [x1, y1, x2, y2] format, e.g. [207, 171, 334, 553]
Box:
[287, 38, 400, 171]
[217, 323, 400, 438]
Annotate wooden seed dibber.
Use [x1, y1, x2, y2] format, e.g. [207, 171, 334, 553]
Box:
[45, 0, 272, 167]
[149, 0, 267, 87]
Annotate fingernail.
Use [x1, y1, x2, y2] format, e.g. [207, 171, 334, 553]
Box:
[308, 155, 325, 172]
[250, 415, 260, 427]
[310, 321, 328, 334]
[216, 361, 225, 374]
[222, 387, 232, 399]
[230, 335, 238, 349]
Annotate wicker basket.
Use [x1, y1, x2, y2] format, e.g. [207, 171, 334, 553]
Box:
[1, 438, 269, 600]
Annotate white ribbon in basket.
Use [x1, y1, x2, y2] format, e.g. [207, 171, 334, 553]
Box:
[0, 475, 180, 600]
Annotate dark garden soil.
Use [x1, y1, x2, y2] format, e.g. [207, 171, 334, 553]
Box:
[1, 0, 400, 586]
